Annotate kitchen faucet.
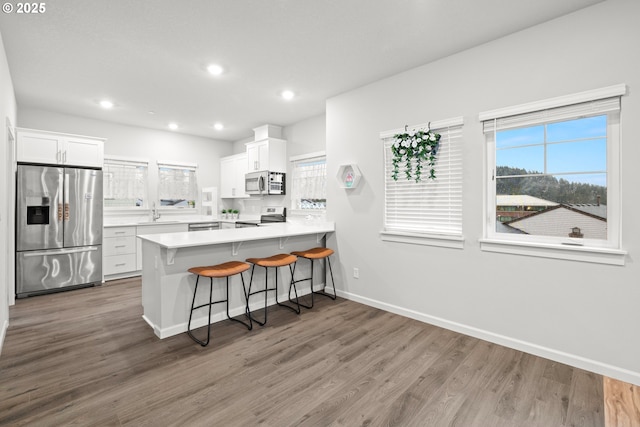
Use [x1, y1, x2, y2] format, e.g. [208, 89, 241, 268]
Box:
[151, 202, 161, 222]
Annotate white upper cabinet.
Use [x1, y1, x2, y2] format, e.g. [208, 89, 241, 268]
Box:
[220, 153, 248, 198]
[245, 138, 286, 172]
[17, 128, 104, 168]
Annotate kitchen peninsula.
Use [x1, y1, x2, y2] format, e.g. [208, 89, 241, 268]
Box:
[137, 221, 335, 339]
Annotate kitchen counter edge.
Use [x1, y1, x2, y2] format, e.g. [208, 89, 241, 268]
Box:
[137, 222, 335, 249]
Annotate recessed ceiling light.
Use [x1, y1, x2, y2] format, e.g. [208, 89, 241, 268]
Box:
[281, 90, 295, 100]
[207, 64, 224, 76]
[99, 100, 114, 109]
[168, 123, 178, 131]
[214, 123, 224, 131]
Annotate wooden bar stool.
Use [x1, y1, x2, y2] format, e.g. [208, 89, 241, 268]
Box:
[245, 253, 300, 326]
[187, 261, 253, 346]
[290, 247, 336, 309]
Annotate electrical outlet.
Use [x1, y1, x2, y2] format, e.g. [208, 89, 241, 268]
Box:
[353, 267, 359, 279]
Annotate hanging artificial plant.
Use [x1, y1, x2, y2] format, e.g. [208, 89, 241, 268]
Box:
[391, 127, 441, 182]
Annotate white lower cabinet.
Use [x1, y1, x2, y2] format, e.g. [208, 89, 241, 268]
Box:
[103, 226, 137, 278]
[104, 223, 189, 279]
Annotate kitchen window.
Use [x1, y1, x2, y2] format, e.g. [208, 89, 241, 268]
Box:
[103, 157, 148, 208]
[157, 161, 198, 208]
[290, 152, 327, 212]
[479, 85, 627, 265]
[380, 117, 464, 249]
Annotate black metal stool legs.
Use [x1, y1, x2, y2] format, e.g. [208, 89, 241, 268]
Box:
[187, 272, 253, 346]
[225, 274, 253, 331]
[247, 264, 300, 326]
[276, 264, 300, 314]
[187, 275, 213, 346]
[290, 256, 337, 309]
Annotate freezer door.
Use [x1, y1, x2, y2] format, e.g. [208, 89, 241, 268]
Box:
[16, 165, 64, 251]
[15, 246, 103, 297]
[64, 168, 103, 247]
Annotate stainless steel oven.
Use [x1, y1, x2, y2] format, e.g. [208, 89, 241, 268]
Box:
[235, 206, 286, 228]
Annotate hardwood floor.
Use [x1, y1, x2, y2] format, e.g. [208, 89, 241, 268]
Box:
[0, 277, 628, 426]
[604, 377, 640, 427]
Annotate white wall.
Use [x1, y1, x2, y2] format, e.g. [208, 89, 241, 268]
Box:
[18, 108, 233, 217]
[326, 0, 640, 385]
[283, 114, 326, 159]
[0, 30, 17, 354]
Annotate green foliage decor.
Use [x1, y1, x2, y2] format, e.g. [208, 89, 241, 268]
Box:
[391, 129, 441, 182]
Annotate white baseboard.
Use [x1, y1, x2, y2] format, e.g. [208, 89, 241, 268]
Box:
[336, 289, 640, 387]
[0, 319, 8, 356]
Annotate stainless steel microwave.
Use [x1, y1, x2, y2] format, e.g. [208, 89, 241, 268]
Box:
[245, 171, 286, 195]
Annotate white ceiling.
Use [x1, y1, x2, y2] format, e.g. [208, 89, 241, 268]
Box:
[0, 0, 603, 142]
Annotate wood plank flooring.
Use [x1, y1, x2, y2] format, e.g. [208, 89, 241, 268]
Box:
[0, 277, 627, 426]
[604, 377, 640, 427]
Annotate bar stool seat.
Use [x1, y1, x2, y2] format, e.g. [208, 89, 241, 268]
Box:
[188, 261, 252, 278]
[246, 254, 300, 326]
[246, 253, 298, 268]
[187, 260, 252, 347]
[291, 247, 337, 309]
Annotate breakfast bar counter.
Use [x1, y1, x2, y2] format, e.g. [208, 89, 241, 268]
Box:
[137, 221, 335, 339]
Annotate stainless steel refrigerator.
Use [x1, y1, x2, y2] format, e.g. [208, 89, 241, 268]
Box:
[16, 164, 103, 298]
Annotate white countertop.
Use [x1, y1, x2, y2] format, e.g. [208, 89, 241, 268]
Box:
[137, 221, 335, 249]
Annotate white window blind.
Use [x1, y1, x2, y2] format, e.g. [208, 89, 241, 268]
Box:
[103, 157, 149, 208]
[291, 154, 327, 211]
[157, 161, 198, 208]
[382, 119, 463, 236]
[483, 97, 620, 133]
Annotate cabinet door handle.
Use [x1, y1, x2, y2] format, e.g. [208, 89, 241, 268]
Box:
[115, 245, 126, 248]
[115, 263, 126, 267]
[114, 231, 126, 234]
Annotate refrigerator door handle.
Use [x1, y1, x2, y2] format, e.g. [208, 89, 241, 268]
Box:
[22, 246, 100, 257]
[64, 173, 70, 221]
[57, 203, 63, 221]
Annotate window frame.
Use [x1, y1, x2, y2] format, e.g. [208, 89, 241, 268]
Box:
[156, 160, 199, 210]
[103, 156, 149, 210]
[479, 85, 627, 265]
[379, 116, 464, 249]
[289, 151, 327, 216]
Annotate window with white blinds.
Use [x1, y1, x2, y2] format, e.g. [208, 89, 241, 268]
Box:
[103, 157, 149, 208]
[291, 153, 327, 211]
[380, 117, 464, 247]
[157, 161, 198, 208]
